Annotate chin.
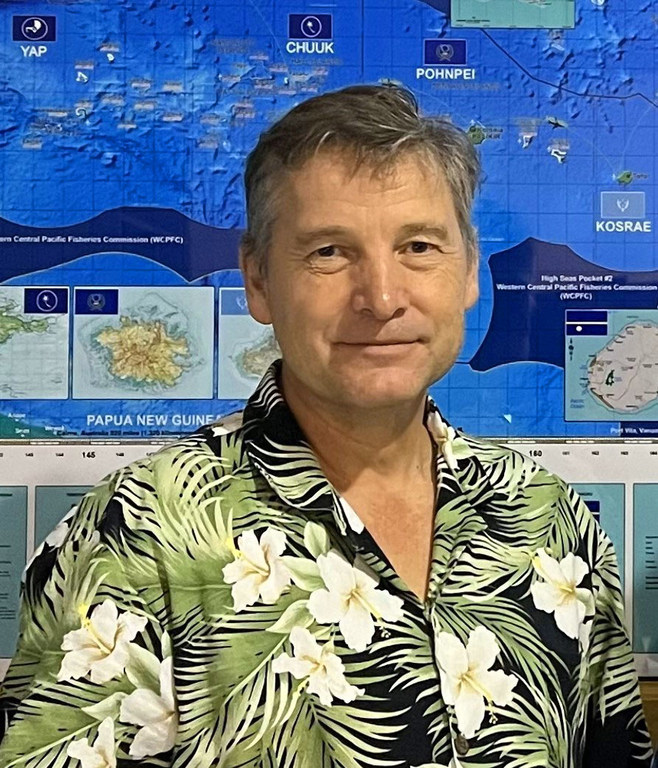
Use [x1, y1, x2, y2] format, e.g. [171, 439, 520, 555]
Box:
[337, 370, 427, 409]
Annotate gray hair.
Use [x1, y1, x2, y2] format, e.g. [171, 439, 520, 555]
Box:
[242, 84, 481, 271]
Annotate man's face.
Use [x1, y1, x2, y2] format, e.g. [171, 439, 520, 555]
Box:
[242, 152, 478, 413]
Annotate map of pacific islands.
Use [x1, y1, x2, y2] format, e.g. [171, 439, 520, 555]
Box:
[231, 331, 280, 382]
[0, 299, 50, 344]
[0, 0, 656, 436]
[565, 310, 658, 422]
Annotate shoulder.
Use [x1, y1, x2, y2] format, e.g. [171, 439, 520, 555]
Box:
[456, 431, 565, 493]
[48, 411, 252, 546]
[455, 430, 597, 539]
[107, 410, 247, 486]
[453, 433, 620, 611]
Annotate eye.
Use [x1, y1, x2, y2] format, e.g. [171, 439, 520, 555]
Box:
[305, 244, 349, 273]
[407, 241, 438, 254]
[313, 245, 339, 258]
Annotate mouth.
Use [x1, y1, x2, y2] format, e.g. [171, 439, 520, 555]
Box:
[338, 340, 420, 346]
[335, 340, 421, 354]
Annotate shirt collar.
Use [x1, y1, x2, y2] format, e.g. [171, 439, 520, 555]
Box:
[242, 360, 345, 527]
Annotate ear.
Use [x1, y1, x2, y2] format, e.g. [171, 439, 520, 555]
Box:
[240, 245, 272, 325]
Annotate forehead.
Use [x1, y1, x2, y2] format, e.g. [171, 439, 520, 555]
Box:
[275, 151, 456, 224]
[297, 150, 445, 192]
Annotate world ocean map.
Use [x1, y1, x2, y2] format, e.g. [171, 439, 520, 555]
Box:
[0, 0, 656, 438]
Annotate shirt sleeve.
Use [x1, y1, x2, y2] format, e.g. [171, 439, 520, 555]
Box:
[578, 494, 653, 767]
[0, 463, 176, 767]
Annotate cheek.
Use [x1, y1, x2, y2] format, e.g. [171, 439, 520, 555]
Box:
[269, 291, 332, 352]
[280, 283, 345, 329]
[425, 283, 466, 319]
[426, 270, 473, 316]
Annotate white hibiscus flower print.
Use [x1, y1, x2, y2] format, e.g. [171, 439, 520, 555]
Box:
[58, 599, 148, 684]
[272, 626, 364, 706]
[427, 412, 458, 470]
[308, 550, 403, 652]
[222, 527, 292, 612]
[120, 656, 177, 757]
[66, 717, 116, 768]
[436, 626, 518, 739]
[530, 547, 595, 641]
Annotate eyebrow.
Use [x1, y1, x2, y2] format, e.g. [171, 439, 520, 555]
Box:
[292, 223, 451, 247]
[292, 227, 353, 247]
[396, 223, 451, 241]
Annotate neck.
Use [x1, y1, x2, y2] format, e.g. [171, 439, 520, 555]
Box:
[280, 365, 432, 492]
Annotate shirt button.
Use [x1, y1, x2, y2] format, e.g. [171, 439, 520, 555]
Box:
[454, 733, 470, 755]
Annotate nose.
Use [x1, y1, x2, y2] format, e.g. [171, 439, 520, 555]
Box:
[350, 251, 408, 321]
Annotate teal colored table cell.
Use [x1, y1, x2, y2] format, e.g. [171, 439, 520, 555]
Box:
[34, 486, 91, 549]
[573, 484, 625, 593]
[452, 0, 574, 28]
[633, 485, 658, 653]
[0, 487, 28, 658]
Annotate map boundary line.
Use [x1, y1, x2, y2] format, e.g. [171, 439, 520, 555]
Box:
[481, 30, 658, 109]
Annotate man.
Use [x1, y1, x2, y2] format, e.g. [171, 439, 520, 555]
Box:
[0, 85, 652, 767]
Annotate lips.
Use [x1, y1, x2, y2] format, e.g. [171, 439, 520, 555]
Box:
[339, 340, 418, 346]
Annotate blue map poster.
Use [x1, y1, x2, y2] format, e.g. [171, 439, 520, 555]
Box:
[0, 1, 656, 438]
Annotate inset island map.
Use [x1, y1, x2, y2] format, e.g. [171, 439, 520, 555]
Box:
[452, 0, 574, 28]
[73, 287, 214, 399]
[566, 310, 658, 422]
[218, 288, 280, 399]
[0, 288, 68, 400]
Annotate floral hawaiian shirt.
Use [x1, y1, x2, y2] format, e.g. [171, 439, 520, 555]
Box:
[0, 363, 652, 767]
